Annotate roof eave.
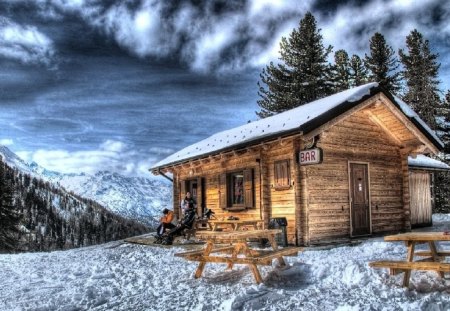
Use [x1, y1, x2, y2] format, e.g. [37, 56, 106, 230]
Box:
[151, 128, 304, 172]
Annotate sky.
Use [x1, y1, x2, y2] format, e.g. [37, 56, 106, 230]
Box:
[0, 0, 450, 178]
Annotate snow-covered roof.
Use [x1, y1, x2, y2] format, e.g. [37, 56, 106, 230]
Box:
[393, 95, 444, 149]
[408, 155, 450, 171]
[152, 83, 444, 170]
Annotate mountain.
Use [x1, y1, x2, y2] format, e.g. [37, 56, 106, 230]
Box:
[49, 171, 172, 227]
[0, 154, 149, 252]
[0, 145, 172, 227]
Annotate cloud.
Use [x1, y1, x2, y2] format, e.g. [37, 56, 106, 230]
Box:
[0, 17, 56, 66]
[318, 0, 449, 58]
[4, 0, 450, 78]
[0, 138, 14, 146]
[17, 139, 155, 177]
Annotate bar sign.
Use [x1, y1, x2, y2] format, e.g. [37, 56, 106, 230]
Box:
[299, 148, 322, 165]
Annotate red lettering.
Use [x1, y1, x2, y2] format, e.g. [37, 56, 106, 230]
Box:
[311, 151, 316, 161]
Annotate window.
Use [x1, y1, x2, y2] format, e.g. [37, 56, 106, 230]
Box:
[274, 160, 290, 190]
[229, 172, 245, 205]
[219, 169, 254, 210]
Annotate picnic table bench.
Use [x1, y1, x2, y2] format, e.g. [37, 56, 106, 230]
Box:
[208, 219, 263, 231]
[175, 229, 302, 284]
[369, 232, 450, 287]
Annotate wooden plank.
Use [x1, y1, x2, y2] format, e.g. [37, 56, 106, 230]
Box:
[384, 233, 450, 242]
[369, 260, 450, 272]
[181, 247, 302, 265]
[175, 245, 236, 258]
[415, 251, 450, 257]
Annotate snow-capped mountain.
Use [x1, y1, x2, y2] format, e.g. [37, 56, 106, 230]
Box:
[0, 145, 172, 226]
[50, 171, 172, 227]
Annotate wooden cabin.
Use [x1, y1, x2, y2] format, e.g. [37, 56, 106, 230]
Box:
[408, 155, 450, 228]
[151, 83, 444, 245]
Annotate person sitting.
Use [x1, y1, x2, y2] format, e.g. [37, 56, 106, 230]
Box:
[161, 204, 197, 245]
[154, 208, 175, 244]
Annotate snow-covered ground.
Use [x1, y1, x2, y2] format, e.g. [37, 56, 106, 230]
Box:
[2, 215, 450, 311]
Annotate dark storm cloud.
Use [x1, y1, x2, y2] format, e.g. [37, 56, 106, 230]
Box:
[0, 16, 55, 66]
[0, 0, 312, 72]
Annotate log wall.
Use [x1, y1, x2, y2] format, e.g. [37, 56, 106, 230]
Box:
[171, 139, 299, 244]
[172, 150, 262, 224]
[263, 141, 298, 244]
[305, 109, 404, 244]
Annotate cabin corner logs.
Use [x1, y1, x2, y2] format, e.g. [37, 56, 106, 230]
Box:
[162, 96, 439, 246]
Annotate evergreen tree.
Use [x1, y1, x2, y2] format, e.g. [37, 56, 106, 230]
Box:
[257, 12, 332, 117]
[399, 29, 441, 129]
[364, 32, 401, 94]
[0, 160, 21, 252]
[330, 49, 351, 92]
[434, 90, 450, 212]
[349, 54, 368, 87]
[439, 91, 450, 155]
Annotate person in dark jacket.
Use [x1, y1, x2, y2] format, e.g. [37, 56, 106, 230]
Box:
[161, 205, 197, 245]
[180, 191, 197, 215]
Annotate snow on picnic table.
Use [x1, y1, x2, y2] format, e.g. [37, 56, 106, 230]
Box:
[2, 216, 450, 311]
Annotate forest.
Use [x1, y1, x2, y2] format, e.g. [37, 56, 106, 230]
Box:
[0, 157, 149, 253]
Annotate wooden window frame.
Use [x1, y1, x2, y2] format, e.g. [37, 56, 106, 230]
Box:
[219, 168, 255, 210]
[274, 159, 291, 190]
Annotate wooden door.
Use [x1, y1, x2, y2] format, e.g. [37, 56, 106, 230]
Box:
[409, 172, 432, 227]
[350, 163, 371, 236]
[185, 178, 205, 217]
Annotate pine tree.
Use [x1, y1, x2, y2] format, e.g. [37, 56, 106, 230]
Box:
[399, 29, 441, 130]
[0, 160, 21, 252]
[257, 12, 332, 118]
[349, 54, 368, 87]
[433, 90, 450, 212]
[439, 91, 450, 155]
[330, 49, 351, 92]
[364, 32, 402, 94]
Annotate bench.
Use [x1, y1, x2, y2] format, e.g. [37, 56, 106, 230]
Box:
[369, 260, 450, 287]
[176, 247, 303, 266]
[414, 251, 450, 258]
[175, 246, 236, 258]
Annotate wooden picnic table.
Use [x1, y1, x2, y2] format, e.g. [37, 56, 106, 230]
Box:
[370, 232, 450, 287]
[175, 229, 302, 284]
[208, 219, 263, 231]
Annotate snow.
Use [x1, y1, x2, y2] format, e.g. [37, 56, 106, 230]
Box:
[408, 155, 450, 171]
[2, 214, 450, 310]
[152, 83, 378, 169]
[152, 83, 444, 169]
[394, 95, 444, 149]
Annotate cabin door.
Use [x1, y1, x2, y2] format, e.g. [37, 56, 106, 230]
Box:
[185, 178, 205, 217]
[349, 163, 371, 236]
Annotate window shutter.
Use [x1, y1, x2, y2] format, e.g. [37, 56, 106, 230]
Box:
[196, 177, 203, 214]
[219, 173, 227, 209]
[244, 169, 254, 208]
[180, 180, 186, 215]
[274, 160, 290, 188]
[274, 162, 281, 186]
